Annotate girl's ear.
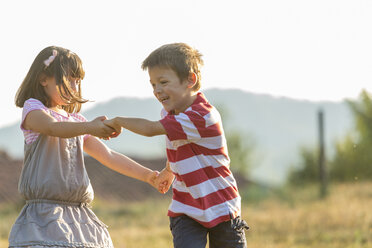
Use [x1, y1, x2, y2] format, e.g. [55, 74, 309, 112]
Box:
[187, 72, 197, 89]
[39, 74, 48, 87]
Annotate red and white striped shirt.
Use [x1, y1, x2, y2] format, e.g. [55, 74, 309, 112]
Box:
[159, 92, 241, 228]
[21, 98, 89, 144]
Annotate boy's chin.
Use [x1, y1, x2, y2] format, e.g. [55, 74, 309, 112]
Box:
[163, 106, 175, 113]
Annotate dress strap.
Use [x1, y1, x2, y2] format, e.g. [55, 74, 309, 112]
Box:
[26, 199, 90, 208]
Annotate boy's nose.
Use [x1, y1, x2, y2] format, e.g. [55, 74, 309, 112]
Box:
[153, 84, 162, 94]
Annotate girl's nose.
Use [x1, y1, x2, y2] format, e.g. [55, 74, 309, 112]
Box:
[69, 80, 78, 91]
[71, 83, 77, 91]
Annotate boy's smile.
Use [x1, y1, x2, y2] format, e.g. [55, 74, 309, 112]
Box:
[148, 66, 197, 115]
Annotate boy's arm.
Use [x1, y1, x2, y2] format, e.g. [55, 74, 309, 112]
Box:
[104, 117, 166, 137]
[83, 136, 158, 187]
[24, 109, 115, 139]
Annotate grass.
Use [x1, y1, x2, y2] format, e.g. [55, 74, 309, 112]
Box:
[245, 182, 372, 248]
[1, 182, 372, 248]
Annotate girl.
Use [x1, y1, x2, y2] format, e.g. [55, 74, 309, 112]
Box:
[9, 46, 158, 248]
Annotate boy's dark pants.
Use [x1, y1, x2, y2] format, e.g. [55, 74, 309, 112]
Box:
[170, 215, 248, 248]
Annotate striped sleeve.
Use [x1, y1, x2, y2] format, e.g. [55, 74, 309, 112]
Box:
[21, 98, 48, 131]
[159, 110, 207, 142]
[71, 112, 88, 122]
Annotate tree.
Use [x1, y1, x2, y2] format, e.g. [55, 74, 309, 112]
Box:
[226, 130, 254, 178]
[288, 90, 372, 184]
[329, 90, 372, 181]
[287, 145, 319, 185]
[215, 104, 254, 179]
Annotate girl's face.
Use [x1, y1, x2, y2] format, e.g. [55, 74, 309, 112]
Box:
[41, 77, 79, 108]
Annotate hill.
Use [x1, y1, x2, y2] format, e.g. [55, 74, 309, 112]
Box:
[0, 88, 353, 184]
[0, 151, 250, 204]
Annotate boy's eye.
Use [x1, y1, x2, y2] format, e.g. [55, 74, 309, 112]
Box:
[160, 81, 168, 85]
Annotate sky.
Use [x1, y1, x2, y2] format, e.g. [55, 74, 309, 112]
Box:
[0, 0, 371, 128]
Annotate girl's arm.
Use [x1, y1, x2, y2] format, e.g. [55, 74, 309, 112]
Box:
[83, 136, 158, 186]
[23, 109, 115, 139]
[104, 117, 166, 137]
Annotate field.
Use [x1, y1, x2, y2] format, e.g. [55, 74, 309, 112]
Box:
[1, 182, 371, 248]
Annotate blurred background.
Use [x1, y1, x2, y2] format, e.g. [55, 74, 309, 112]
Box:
[1, 0, 372, 247]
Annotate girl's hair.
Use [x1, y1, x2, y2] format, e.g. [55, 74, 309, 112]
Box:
[141, 43, 204, 91]
[15, 46, 87, 113]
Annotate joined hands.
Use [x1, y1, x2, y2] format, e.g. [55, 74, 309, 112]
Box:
[88, 116, 120, 140]
[103, 118, 122, 140]
[153, 161, 175, 194]
[148, 168, 174, 194]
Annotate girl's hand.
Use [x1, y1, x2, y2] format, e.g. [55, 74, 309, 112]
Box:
[147, 170, 160, 188]
[87, 116, 116, 139]
[104, 118, 122, 137]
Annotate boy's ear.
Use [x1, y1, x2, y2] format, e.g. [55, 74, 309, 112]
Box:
[187, 72, 197, 89]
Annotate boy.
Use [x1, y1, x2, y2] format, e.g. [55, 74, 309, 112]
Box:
[105, 43, 248, 248]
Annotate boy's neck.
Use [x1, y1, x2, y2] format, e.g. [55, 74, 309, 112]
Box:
[173, 92, 198, 115]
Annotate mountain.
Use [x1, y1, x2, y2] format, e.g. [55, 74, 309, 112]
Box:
[0, 89, 353, 185]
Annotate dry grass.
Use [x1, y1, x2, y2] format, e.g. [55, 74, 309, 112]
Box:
[1, 182, 372, 248]
[245, 182, 372, 248]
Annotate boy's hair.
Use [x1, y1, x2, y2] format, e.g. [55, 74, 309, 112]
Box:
[141, 43, 204, 91]
[15, 46, 87, 113]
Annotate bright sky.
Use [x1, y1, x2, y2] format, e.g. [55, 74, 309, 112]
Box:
[1, 0, 371, 128]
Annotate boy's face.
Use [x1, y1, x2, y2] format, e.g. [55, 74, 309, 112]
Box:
[148, 66, 196, 114]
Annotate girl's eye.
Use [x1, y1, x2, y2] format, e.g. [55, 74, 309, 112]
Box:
[69, 79, 80, 87]
[160, 81, 167, 85]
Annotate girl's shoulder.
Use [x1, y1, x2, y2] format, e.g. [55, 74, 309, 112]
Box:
[23, 98, 48, 111]
[21, 99, 50, 142]
[22, 98, 50, 119]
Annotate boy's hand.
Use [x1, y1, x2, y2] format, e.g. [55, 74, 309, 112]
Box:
[155, 163, 175, 194]
[87, 116, 116, 139]
[104, 118, 122, 138]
